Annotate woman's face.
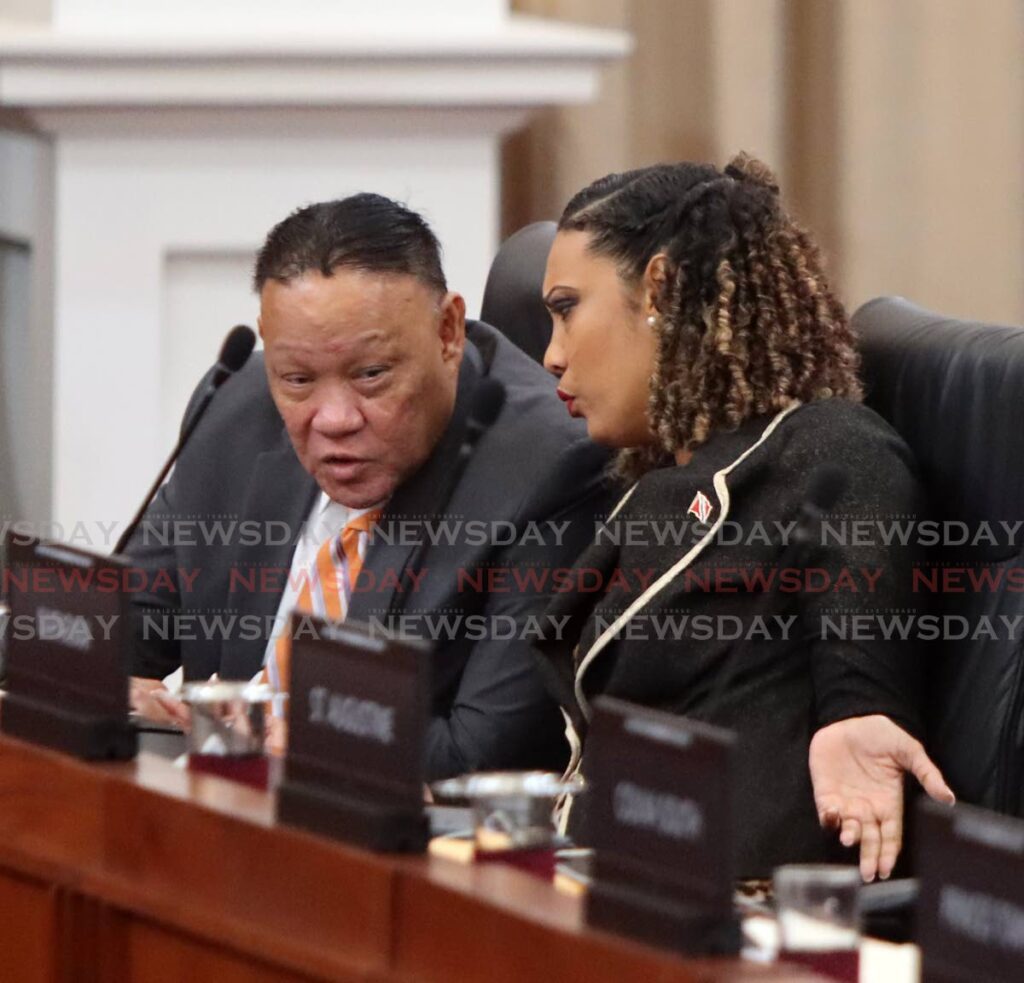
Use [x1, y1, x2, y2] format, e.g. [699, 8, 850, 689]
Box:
[542, 230, 659, 447]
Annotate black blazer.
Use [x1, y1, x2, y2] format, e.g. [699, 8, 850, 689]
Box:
[127, 321, 614, 779]
[535, 398, 929, 876]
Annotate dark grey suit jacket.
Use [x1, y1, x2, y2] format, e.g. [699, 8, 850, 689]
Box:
[127, 321, 614, 779]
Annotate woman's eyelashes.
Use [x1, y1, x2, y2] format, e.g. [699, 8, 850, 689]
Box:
[548, 297, 577, 321]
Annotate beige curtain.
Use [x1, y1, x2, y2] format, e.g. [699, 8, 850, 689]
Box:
[505, 0, 1024, 326]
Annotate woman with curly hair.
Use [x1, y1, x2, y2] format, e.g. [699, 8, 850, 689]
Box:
[535, 153, 954, 880]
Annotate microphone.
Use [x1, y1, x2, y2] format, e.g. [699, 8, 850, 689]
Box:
[181, 324, 258, 433]
[388, 377, 506, 614]
[113, 325, 257, 556]
[212, 324, 258, 387]
[457, 377, 506, 469]
[776, 465, 848, 568]
[703, 464, 849, 716]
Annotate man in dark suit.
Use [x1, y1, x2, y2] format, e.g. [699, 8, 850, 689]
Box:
[128, 193, 612, 778]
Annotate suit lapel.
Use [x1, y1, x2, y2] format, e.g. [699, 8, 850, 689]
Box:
[347, 350, 482, 624]
[220, 332, 487, 670]
[219, 430, 318, 678]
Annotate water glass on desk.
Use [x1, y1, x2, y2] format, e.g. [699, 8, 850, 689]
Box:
[431, 772, 584, 879]
[432, 771, 584, 852]
[774, 864, 861, 982]
[181, 679, 275, 789]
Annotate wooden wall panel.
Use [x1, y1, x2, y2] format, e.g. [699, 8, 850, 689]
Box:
[506, 0, 1023, 325]
[122, 919, 322, 983]
[836, 0, 1024, 323]
[0, 869, 58, 983]
[101, 779, 394, 982]
[0, 736, 106, 872]
[0, 737, 831, 983]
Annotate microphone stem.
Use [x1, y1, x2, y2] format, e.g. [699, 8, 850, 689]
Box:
[111, 387, 214, 556]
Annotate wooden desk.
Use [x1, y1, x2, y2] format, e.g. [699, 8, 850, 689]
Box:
[0, 736, 823, 982]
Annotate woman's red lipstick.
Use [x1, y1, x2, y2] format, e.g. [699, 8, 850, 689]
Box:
[556, 388, 578, 416]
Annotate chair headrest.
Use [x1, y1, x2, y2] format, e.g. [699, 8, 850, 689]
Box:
[854, 296, 1024, 548]
[479, 221, 557, 365]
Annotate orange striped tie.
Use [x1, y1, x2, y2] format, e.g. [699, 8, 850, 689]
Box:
[266, 509, 381, 703]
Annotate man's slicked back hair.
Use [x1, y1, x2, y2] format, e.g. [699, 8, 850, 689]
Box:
[253, 193, 447, 293]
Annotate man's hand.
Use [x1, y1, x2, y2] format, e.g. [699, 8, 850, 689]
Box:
[265, 715, 288, 756]
[130, 676, 191, 730]
[809, 714, 955, 882]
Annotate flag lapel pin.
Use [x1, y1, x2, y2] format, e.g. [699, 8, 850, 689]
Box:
[687, 490, 714, 523]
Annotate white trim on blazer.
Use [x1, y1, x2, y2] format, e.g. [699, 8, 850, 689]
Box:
[572, 402, 802, 720]
[557, 403, 803, 823]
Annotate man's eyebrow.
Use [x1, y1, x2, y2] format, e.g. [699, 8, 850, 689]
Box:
[269, 330, 393, 353]
[352, 331, 390, 346]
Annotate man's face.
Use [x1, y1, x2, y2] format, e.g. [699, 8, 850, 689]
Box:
[259, 268, 466, 509]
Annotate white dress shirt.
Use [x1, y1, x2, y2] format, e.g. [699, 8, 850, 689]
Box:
[261, 491, 381, 670]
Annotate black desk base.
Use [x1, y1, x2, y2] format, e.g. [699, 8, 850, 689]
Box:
[1, 692, 137, 761]
[278, 778, 429, 853]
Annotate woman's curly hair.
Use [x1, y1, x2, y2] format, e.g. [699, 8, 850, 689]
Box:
[558, 152, 862, 482]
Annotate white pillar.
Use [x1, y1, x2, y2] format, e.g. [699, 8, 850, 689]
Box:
[0, 7, 631, 538]
[0, 128, 54, 526]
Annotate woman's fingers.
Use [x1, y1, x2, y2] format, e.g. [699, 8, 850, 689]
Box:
[839, 816, 861, 849]
[876, 816, 903, 881]
[902, 740, 956, 805]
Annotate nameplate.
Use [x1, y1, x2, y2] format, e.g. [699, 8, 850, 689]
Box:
[1, 532, 136, 759]
[277, 614, 431, 852]
[916, 799, 1024, 982]
[583, 696, 739, 955]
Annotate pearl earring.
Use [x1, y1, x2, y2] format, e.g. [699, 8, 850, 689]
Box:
[646, 314, 658, 328]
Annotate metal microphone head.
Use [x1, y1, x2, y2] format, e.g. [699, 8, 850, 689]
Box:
[807, 465, 849, 512]
[461, 378, 506, 453]
[471, 378, 506, 429]
[216, 325, 257, 379]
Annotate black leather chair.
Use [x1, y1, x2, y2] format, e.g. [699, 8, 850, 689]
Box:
[479, 221, 557, 365]
[480, 223, 1024, 817]
[854, 297, 1024, 816]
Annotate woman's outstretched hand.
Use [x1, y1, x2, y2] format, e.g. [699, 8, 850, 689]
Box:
[809, 714, 955, 882]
